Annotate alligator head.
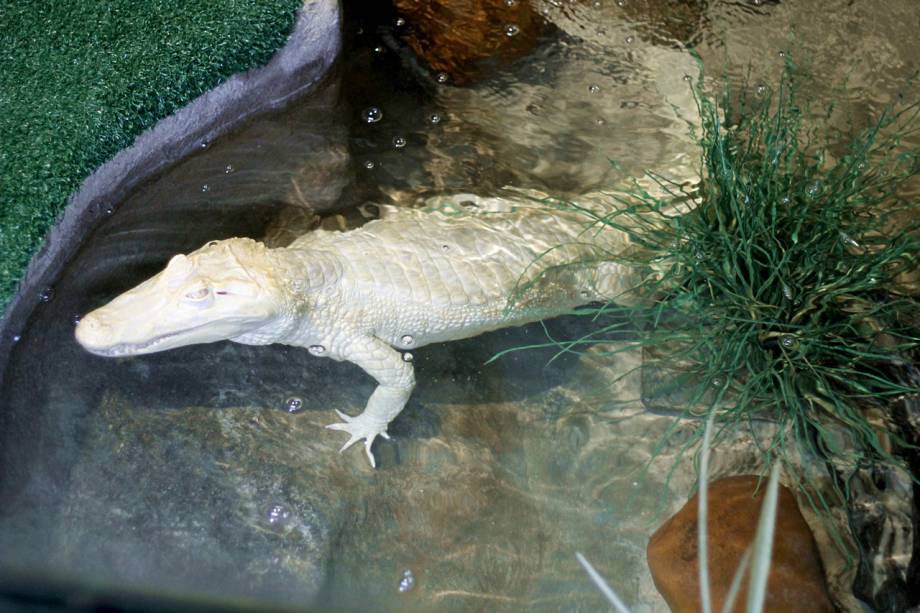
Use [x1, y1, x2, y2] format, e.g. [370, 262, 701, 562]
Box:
[76, 238, 287, 357]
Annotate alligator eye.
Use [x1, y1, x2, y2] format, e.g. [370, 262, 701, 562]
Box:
[184, 287, 210, 301]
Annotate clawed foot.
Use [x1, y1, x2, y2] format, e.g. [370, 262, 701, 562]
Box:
[326, 409, 390, 468]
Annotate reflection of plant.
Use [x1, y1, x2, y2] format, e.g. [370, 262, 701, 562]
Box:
[507, 63, 920, 522]
[578, 415, 781, 613]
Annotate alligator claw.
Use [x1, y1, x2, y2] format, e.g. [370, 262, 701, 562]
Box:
[326, 411, 390, 468]
[336, 433, 361, 454]
[333, 409, 352, 422]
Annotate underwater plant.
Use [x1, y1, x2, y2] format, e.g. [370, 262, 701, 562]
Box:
[504, 61, 920, 525]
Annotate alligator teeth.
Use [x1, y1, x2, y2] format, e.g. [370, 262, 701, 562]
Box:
[88, 328, 190, 357]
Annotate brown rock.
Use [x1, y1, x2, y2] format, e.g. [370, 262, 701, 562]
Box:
[392, 0, 543, 85]
[647, 475, 835, 613]
[391, 1, 707, 86]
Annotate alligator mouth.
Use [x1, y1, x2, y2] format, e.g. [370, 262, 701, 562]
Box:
[82, 325, 207, 357]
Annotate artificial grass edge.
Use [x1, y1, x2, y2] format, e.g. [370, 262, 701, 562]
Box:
[0, 0, 306, 312]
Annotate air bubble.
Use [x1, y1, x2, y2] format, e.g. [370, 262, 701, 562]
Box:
[617, 0, 627, 6]
[200, 141, 208, 149]
[621, 100, 639, 109]
[362, 106, 383, 123]
[402, 352, 414, 363]
[780, 336, 796, 348]
[683, 74, 693, 82]
[225, 164, 234, 174]
[12, 335, 21, 344]
[393, 136, 407, 149]
[839, 231, 860, 248]
[436, 72, 449, 84]
[398, 569, 415, 593]
[395, 17, 405, 26]
[364, 160, 375, 170]
[625, 35, 634, 44]
[309, 345, 326, 355]
[373, 46, 384, 54]
[285, 397, 304, 413]
[712, 378, 723, 388]
[267, 504, 291, 525]
[782, 284, 793, 300]
[505, 24, 520, 37]
[505, 0, 517, 6]
[588, 84, 601, 94]
[429, 113, 442, 124]
[201, 184, 210, 193]
[595, 118, 605, 126]
[756, 84, 767, 96]
[39, 287, 54, 303]
[401, 335, 415, 346]
[778, 50, 786, 58]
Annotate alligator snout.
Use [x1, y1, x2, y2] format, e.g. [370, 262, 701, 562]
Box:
[74, 313, 114, 351]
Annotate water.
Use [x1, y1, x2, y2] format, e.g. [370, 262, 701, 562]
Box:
[1, 1, 918, 610]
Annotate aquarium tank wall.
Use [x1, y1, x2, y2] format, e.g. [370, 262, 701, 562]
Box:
[1, 1, 918, 611]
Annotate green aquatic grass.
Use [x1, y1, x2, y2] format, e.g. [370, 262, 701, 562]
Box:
[623, 68, 920, 479]
[504, 62, 920, 524]
[0, 0, 302, 311]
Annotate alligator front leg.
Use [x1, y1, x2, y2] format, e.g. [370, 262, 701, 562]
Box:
[326, 335, 415, 467]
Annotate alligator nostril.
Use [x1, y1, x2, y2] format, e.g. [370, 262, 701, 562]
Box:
[75, 314, 111, 346]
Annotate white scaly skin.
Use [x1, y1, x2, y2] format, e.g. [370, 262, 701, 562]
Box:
[75, 193, 638, 467]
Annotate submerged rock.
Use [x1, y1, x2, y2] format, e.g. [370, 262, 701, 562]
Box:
[393, 0, 544, 85]
[53, 392, 350, 607]
[849, 390, 920, 613]
[646, 475, 834, 613]
[849, 463, 918, 613]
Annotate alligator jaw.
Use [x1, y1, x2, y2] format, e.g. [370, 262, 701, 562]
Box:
[77, 323, 212, 357]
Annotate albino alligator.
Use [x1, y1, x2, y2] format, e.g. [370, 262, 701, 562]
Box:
[75, 194, 638, 467]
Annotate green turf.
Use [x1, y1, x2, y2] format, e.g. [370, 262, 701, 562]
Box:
[0, 0, 302, 311]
